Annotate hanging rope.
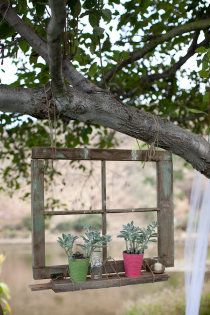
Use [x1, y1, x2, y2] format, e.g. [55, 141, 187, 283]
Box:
[0, 1, 10, 26]
[136, 114, 160, 168]
[103, 257, 121, 281]
[143, 259, 155, 283]
[44, 83, 58, 211]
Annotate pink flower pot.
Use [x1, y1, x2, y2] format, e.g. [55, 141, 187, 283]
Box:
[123, 252, 144, 277]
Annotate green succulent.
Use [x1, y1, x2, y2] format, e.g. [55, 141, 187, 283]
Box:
[117, 221, 157, 254]
[57, 227, 111, 259]
[57, 233, 79, 258]
[78, 226, 111, 258]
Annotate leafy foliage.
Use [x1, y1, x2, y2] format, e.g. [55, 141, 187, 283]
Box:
[117, 221, 157, 254]
[0, 115, 117, 196]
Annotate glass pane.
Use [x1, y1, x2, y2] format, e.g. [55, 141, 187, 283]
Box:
[106, 161, 157, 209]
[44, 160, 101, 212]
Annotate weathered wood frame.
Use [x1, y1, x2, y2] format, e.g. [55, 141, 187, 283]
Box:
[31, 147, 174, 280]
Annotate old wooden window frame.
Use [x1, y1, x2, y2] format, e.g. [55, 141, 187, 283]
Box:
[31, 147, 174, 281]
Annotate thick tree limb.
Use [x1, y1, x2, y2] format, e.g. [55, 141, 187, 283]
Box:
[47, 0, 66, 95]
[104, 18, 210, 83]
[0, 84, 210, 177]
[0, 85, 47, 118]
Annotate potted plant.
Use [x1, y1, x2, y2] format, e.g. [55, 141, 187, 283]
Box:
[117, 221, 157, 278]
[58, 227, 111, 283]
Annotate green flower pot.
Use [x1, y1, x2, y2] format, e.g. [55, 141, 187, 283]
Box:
[68, 258, 90, 283]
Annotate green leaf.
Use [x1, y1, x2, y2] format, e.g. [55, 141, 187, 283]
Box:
[19, 39, 29, 53]
[29, 51, 39, 64]
[102, 38, 111, 51]
[89, 62, 98, 77]
[199, 69, 209, 79]
[89, 11, 100, 27]
[84, 0, 96, 9]
[196, 46, 207, 54]
[93, 26, 104, 37]
[35, 3, 46, 16]
[67, 0, 81, 16]
[108, 0, 120, 3]
[203, 92, 209, 104]
[101, 9, 112, 22]
[187, 108, 207, 115]
[0, 282, 10, 299]
[0, 22, 14, 39]
[17, 0, 27, 14]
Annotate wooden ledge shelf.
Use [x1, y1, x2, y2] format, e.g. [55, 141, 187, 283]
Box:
[30, 272, 169, 293]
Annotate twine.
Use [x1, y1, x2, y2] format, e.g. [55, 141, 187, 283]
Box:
[103, 256, 122, 286]
[44, 84, 58, 211]
[143, 259, 155, 283]
[136, 114, 160, 168]
[0, 1, 10, 26]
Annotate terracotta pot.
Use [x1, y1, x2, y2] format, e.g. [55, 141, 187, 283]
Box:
[123, 252, 144, 277]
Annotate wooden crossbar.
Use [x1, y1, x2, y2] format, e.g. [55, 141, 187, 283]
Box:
[44, 208, 159, 216]
[32, 147, 171, 161]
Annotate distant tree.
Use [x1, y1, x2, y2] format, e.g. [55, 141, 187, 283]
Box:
[0, 0, 210, 193]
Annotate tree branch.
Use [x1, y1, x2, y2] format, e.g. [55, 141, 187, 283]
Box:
[0, 85, 47, 118]
[104, 18, 210, 83]
[138, 32, 210, 87]
[47, 0, 66, 95]
[139, 32, 200, 84]
[0, 1, 97, 93]
[120, 32, 210, 100]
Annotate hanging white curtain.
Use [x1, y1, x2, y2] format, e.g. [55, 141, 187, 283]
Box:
[185, 171, 210, 315]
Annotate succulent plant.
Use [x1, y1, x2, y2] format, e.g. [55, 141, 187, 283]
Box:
[57, 233, 79, 258]
[117, 221, 157, 254]
[78, 227, 111, 258]
[58, 227, 111, 259]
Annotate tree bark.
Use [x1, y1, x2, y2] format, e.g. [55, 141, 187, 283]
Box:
[47, 0, 66, 95]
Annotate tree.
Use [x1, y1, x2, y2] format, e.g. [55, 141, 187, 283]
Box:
[0, 0, 210, 194]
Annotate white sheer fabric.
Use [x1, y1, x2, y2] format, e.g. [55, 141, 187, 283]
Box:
[185, 172, 210, 315]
